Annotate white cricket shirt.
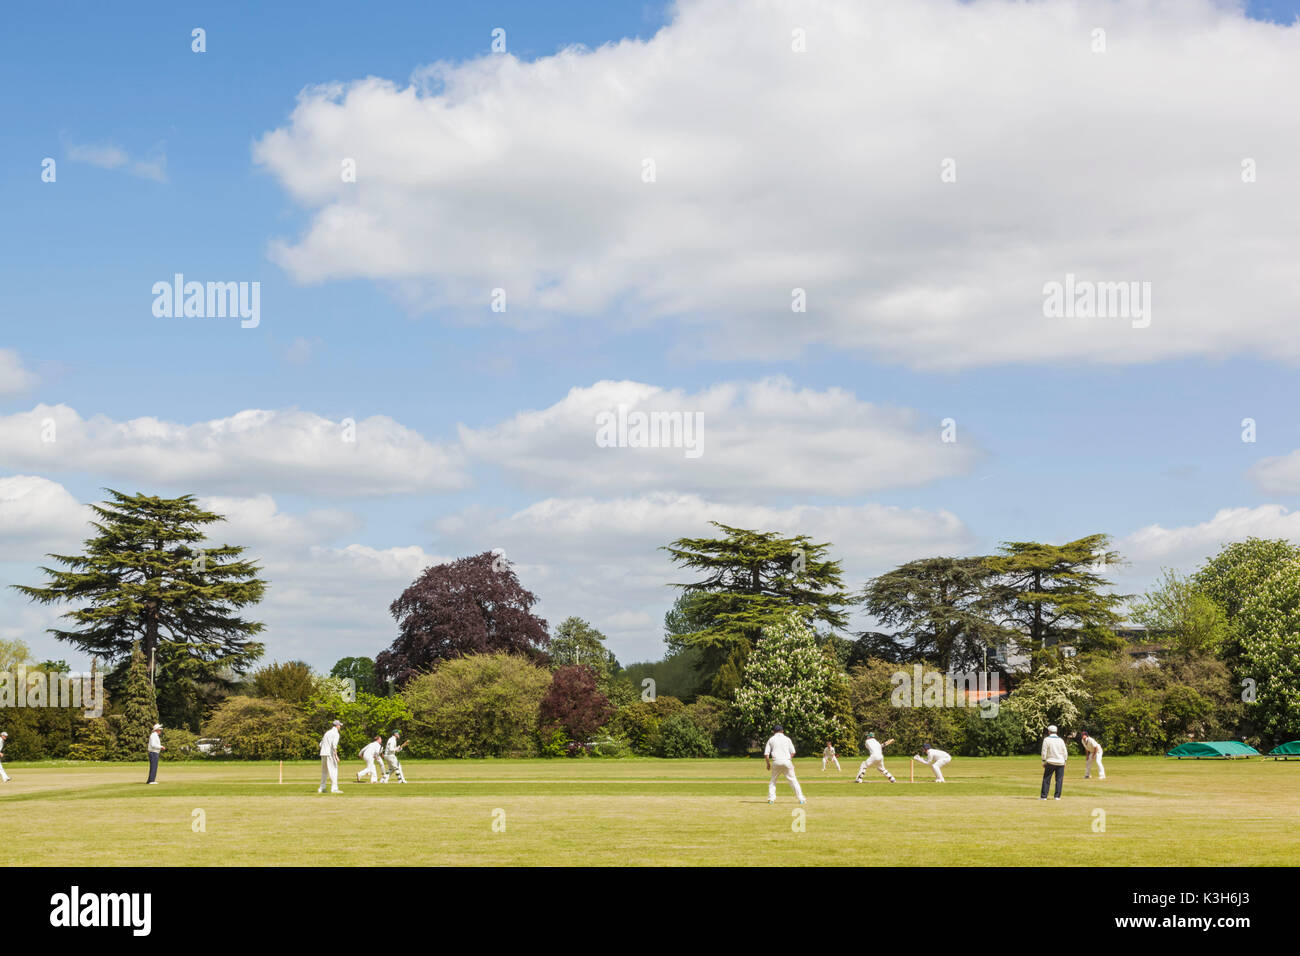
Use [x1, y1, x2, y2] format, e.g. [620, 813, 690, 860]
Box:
[361, 741, 382, 762]
[864, 736, 884, 758]
[764, 733, 796, 762]
[320, 727, 340, 757]
[148, 731, 162, 753]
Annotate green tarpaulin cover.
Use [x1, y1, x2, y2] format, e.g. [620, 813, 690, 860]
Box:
[1166, 741, 1260, 758]
[1268, 741, 1300, 756]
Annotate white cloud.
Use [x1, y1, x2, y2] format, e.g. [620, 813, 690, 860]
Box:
[459, 377, 978, 496]
[1247, 452, 1300, 494]
[433, 491, 975, 661]
[0, 404, 469, 497]
[0, 350, 38, 397]
[1114, 504, 1300, 600]
[0, 474, 92, 561]
[197, 494, 362, 549]
[66, 141, 167, 182]
[254, 0, 1300, 369]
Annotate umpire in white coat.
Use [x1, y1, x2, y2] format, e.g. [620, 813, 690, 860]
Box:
[1040, 725, 1067, 799]
[146, 723, 165, 784]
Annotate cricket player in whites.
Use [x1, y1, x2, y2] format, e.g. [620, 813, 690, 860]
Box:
[821, 740, 841, 772]
[318, 719, 343, 793]
[0, 731, 10, 782]
[381, 730, 408, 783]
[911, 744, 951, 782]
[855, 732, 897, 783]
[357, 734, 383, 783]
[1080, 731, 1106, 780]
[764, 724, 806, 804]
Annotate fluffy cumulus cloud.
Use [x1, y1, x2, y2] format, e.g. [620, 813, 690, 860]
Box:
[432, 491, 976, 661]
[459, 377, 979, 496]
[254, 0, 1300, 369]
[0, 474, 92, 560]
[0, 349, 38, 397]
[0, 405, 468, 497]
[1115, 504, 1300, 593]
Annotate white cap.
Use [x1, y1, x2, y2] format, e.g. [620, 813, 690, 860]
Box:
[152, 723, 163, 730]
[0, 731, 7, 738]
[332, 719, 343, 727]
[1047, 725, 1058, 734]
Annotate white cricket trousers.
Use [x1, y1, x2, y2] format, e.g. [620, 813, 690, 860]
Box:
[858, 754, 895, 781]
[320, 755, 339, 790]
[1085, 750, 1105, 779]
[0, 763, 9, 782]
[358, 758, 381, 782]
[382, 754, 406, 782]
[769, 760, 804, 801]
[927, 755, 951, 781]
[822, 755, 841, 771]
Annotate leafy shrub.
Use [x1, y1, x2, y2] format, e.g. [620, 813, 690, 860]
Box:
[401, 652, 551, 758]
[658, 714, 714, 757]
[160, 727, 204, 761]
[67, 717, 118, 761]
[608, 696, 685, 755]
[589, 735, 632, 758]
[202, 696, 315, 759]
[539, 727, 570, 758]
[961, 706, 1027, 756]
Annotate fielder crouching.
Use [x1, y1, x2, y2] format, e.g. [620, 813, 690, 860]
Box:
[912, 743, 951, 782]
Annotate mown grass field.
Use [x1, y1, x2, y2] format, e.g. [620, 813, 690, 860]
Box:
[1, 756, 1295, 866]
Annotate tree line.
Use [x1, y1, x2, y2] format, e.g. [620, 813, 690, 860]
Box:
[4, 492, 1297, 758]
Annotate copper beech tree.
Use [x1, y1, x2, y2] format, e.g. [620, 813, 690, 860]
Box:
[376, 551, 549, 686]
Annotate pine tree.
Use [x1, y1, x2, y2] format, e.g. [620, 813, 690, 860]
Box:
[663, 523, 850, 696]
[733, 614, 851, 750]
[863, 556, 1015, 670]
[986, 534, 1126, 658]
[12, 490, 267, 706]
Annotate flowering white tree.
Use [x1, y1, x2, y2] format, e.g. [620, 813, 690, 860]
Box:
[1237, 560, 1300, 738]
[1003, 656, 1090, 739]
[733, 613, 849, 748]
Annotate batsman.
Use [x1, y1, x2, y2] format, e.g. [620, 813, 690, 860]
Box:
[381, 730, 409, 784]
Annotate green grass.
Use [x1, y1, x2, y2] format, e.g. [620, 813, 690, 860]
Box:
[1, 756, 1295, 866]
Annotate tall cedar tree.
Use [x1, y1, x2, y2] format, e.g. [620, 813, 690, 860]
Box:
[114, 642, 159, 758]
[985, 534, 1125, 659]
[378, 551, 549, 686]
[862, 556, 1016, 670]
[663, 523, 850, 696]
[13, 490, 266, 691]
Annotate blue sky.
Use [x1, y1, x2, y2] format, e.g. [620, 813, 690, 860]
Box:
[2, 0, 1299, 671]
